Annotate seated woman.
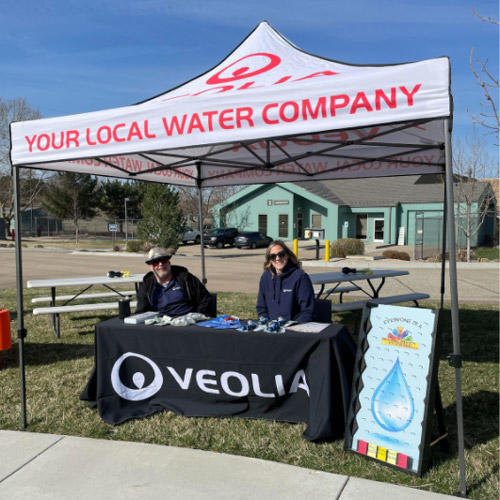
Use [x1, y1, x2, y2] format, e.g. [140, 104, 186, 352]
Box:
[256, 240, 315, 322]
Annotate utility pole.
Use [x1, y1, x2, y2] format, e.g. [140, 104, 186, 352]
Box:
[124, 197, 130, 247]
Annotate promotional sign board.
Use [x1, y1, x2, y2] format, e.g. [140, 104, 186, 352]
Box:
[345, 304, 439, 476]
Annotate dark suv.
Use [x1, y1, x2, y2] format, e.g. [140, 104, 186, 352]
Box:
[204, 228, 239, 248]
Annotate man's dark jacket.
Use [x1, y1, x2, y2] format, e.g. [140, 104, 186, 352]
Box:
[136, 265, 212, 316]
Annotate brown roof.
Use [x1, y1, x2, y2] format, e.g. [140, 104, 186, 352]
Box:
[294, 174, 493, 207]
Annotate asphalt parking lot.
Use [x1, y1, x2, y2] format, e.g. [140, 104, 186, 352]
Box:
[1, 242, 498, 304]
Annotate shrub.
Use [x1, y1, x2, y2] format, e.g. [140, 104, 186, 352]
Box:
[113, 244, 121, 252]
[126, 240, 143, 252]
[382, 250, 410, 261]
[456, 249, 468, 262]
[396, 251, 410, 261]
[141, 241, 154, 252]
[330, 238, 364, 258]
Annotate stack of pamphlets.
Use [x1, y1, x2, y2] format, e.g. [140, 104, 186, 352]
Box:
[124, 311, 159, 324]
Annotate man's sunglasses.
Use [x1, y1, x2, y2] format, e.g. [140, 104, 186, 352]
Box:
[270, 251, 286, 261]
[151, 256, 171, 265]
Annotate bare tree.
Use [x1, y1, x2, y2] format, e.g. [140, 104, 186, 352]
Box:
[469, 10, 499, 145]
[177, 186, 242, 228]
[453, 134, 497, 262]
[0, 97, 45, 236]
[220, 205, 251, 230]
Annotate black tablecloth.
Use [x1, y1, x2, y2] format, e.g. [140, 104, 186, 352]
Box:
[81, 318, 355, 441]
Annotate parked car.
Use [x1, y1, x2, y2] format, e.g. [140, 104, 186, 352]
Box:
[181, 226, 201, 244]
[234, 232, 273, 249]
[204, 228, 239, 248]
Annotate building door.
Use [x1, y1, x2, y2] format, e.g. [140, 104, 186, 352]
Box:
[279, 214, 288, 238]
[373, 218, 385, 242]
[296, 212, 303, 238]
[258, 214, 268, 235]
[356, 214, 367, 239]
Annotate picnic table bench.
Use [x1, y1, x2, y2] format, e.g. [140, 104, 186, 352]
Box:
[330, 292, 430, 312]
[27, 274, 145, 338]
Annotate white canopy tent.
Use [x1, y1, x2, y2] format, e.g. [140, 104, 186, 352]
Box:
[9, 22, 465, 494]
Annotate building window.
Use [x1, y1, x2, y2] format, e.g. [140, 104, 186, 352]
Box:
[258, 214, 268, 235]
[356, 214, 367, 239]
[279, 214, 288, 238]
[311, 214, 322, 228]
[373, 218, 384, 242]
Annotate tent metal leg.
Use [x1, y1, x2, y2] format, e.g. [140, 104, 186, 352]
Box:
[13, 165, 27, 429]
[444, 119, 466, 497]
[440, 179, 447, 311]
[196, 172, 207, 284]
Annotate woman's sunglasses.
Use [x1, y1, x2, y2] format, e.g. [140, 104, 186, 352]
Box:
[269, 251, 286, 261]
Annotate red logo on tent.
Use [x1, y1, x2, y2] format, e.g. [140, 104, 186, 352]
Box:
[160, 52, 339, 101]
[206, 53, 282, 85]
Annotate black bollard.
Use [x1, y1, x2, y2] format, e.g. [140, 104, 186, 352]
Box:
[315, 239, 320, 260]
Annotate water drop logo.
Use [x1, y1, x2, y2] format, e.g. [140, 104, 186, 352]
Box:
[371, 357, 414, 432]
[111, 352, 163, 401]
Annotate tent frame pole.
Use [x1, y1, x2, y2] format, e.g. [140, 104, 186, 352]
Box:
[13, 165, 27, 429]
[444, 118, 466, 496]
[440, 178, 447, 310]
[196, 162, 207, 284]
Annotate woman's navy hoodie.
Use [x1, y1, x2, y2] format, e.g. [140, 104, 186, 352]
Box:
[256, 262, 314, 322]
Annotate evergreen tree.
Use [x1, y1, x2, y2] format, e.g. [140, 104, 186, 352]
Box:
[42, 172, 100, 243]
[99, 180, 141, 231]
[137, 183, 184, 249]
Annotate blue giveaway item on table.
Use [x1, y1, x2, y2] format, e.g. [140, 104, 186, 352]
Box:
[197, 315, 242, 329]
[264, 319, 285, 334]
[237, 320, 258, 332]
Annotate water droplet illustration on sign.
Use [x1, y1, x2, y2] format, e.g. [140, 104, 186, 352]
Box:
[133, 372, 145, 389]
[371, 357, 414, 432]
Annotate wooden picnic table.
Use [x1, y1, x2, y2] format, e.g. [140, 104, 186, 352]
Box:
[27, 274, 145, 337]
[309, 269, 410, 300]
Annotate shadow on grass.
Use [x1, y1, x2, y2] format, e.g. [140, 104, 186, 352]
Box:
[429, 390, 498, 468]
[467, 463, 499, 498]
[428, 390, 499, 496]
[439, 308, 499, 363]
[0, 341, 93, 368]
[450, 390, 498, 448]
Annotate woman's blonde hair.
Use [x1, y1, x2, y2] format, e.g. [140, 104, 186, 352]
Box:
[263, 240, 300, 271]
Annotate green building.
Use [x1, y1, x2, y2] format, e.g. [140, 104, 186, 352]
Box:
[213, 175, 496, 247]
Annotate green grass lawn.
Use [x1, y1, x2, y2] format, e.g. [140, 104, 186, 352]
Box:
[473, 246, 500, 260]
[0, 288, 498, 499]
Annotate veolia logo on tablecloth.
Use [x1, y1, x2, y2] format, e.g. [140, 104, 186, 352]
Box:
[111, 352, 163, 401]
[110, 352, 310, 401]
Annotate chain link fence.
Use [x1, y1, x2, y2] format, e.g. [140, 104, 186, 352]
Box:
[414, 210, 497, 260]
[19, 216, 141, 240]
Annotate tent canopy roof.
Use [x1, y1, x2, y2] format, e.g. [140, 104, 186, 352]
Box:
[10, 22, 452, 187]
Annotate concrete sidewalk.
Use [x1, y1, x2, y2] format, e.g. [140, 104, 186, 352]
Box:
[0, 430, 460, 500]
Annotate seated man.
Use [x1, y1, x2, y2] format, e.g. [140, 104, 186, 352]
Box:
[136, 247, 212, 317]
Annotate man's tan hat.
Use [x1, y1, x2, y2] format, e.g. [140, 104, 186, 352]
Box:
[145, 247, 175, 264]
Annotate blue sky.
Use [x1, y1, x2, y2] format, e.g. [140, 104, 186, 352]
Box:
[2, 0, 498, 161]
